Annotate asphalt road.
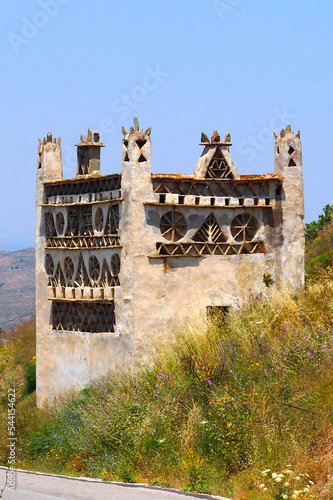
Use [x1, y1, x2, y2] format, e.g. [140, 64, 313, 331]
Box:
[0, 468, 232, 500]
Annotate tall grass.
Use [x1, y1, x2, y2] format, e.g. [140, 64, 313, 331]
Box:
[1, 275, 333, 498]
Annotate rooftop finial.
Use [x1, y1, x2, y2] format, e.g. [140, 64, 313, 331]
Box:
[133, 117, 139, 131]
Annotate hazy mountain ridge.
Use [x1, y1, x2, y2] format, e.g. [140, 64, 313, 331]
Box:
[0, 247, 35, 330]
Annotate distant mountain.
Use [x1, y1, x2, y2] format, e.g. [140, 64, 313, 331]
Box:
[0, 248, 35, 330]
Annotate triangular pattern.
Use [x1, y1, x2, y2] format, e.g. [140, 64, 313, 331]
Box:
[54, 263, 65, 287]
[105, 204, 119, 235]
[100, 259, 112, 287]
[45, 212, 57, 237]
[192, 213, 227, 243]
[75, 253, 90, 287]
[138, 154, 147, 163]
[205, 148, 233, 179]
[52, 301, 115, 333]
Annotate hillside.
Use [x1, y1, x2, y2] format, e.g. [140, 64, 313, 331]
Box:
[0, 247, 35, 330]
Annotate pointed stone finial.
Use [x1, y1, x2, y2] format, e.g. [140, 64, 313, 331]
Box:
[224, 132, 231, 143]
[57, 137, 61, 145]
[133, 117, 139, 131]
[43, 137, 47, 145]
[93, 132, 100, 142]
[87, 128, 93, 142]
[145, 127, 151, 136]
[274, 131, 279, 139]
[38, 138, 42, 145]
[280, 128, 285, 138]
[211, 130, 220, 143]
[285, 124, 292, 134]
[80, 135, 87, 143]
[122, 126, 128, 136]
[47, 132, 52, 142]
[296, 130, 300, 139]
[201, 132, 209, 143]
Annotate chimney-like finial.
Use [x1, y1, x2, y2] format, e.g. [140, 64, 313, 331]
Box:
[133, 117, 139, 131]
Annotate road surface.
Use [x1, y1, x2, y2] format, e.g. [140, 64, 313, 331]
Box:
[0, 467, 232, 500]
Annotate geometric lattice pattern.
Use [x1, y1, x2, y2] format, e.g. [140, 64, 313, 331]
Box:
[45, 202, 120, 249]
[160, 209, 187, 241]
[44, 175, 121, 200]
[152, 177, 274, 199]
[45, 235, 120, 249]
[51, 300, 115, 333]
[46, 252, 121, 289]
[154, 241, 265, 257]
[193, 213, 226, 243]
[230, 213, 259, 242]
[205, 148, 233, 179]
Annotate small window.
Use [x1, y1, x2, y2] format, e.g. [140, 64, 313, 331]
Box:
[195, 197, 200, 206]
[178, 195, 185, 204]
[159, 194, 166, 204]
[210, 197, 215, 206]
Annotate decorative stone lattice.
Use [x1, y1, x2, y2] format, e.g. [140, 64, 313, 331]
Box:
[205, 149, 233, 179]
[160, 209, 187, 241]
[105, 204, 119, 235]
[152, 178, 272, 199]
[45, 212, 56, 237]
[45, 253, 54, 275]
[64, 256, 74, 285]
[45, 203, 120, 249]
[95, 207, 104, 232]
[46, 252, 121, 289]
[231, 213, 259, 242]
[51, 300, 115, 333]
[56, 212, 65, 234]
[89, 255, 100, 283]
[193, 213, 226, 243]
[153, 241, 265, 257]
[75, 254, 90, 287]
[44, 175, 121, 200]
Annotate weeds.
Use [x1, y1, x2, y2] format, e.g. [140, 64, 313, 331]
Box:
[1, 275, 333, 497]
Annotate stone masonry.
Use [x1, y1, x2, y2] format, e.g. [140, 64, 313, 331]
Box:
[35, 120, 304, 405]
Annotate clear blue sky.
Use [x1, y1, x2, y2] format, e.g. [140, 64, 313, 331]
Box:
[1, 0, 332, 251]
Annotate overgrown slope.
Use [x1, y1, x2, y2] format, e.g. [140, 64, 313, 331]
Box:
[1, 276, 333, 498]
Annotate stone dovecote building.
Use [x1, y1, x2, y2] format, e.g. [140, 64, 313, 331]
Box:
[35, 120, 304, 405]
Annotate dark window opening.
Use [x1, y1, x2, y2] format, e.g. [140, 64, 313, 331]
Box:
[275, 185, 282, 198]
[159, 194, 166, 203]
[195, 197, 200, 205]
[178, 195, 185, 204]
